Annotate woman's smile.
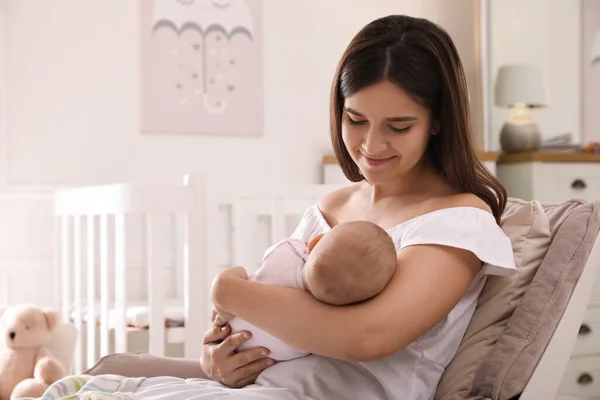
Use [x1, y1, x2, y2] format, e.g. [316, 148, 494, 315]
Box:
[361, 154, 397, 167]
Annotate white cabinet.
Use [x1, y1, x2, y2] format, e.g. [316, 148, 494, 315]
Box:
[498, 163, 600, 203]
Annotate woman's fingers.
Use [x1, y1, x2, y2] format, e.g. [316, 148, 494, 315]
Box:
[232, 365, 270, 388]
[215, 331, 253, 356]
[213, 313, 229, 327]
[229, 357, 275, 388]
[203, 323, 230, 345]
[231, 347, 271, 371]
[233, 372, 262, 389]
[201, 325, 274, 388]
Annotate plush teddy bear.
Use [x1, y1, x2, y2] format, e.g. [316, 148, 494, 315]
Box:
[0, 304, 67, 400]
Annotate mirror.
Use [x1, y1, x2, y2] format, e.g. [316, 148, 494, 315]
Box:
[484, 0, 585, 152]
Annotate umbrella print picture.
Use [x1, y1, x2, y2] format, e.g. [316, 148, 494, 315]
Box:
[141, 0, 264, 136]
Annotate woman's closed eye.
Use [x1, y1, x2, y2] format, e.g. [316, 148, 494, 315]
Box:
[346, 114, 412, 133]
[388, 125, 411, 134]
[348, 120, 411, 134]
[348, 117, 367, 126]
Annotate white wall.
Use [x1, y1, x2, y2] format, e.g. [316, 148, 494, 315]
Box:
[488, 0, 582, 149]
[0, 0, 479, 307]
[0, 0, 7, 189]
[2, 0, 423, 188]
[1, 0, 484, 188]
[0, 193, 55, 306]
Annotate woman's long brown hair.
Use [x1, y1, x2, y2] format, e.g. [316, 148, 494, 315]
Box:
[330, 15, 507, 223]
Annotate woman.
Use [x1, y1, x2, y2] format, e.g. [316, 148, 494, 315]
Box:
[191, 13, 516, 398]
[88, 14, 516, 400]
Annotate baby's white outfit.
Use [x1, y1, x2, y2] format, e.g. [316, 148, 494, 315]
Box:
[228, 237, 311, 361]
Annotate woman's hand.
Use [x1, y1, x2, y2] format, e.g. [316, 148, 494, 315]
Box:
[200, 323, 274, 388]
[204, 265, 274, 388]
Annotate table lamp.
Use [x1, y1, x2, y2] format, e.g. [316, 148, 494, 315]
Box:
[494, 65, 549, 153]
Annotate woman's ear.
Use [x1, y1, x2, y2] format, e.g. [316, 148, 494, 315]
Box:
[432, 120, 441, 135]
[308, 233, 325, 252]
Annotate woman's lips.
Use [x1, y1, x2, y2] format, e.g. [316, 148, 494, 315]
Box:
[362, 154, 395, 167]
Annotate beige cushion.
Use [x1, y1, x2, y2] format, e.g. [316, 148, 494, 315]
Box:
[435, 200, 551, 399]
[472, 200, 600, 399]
[505, 197, 588, 238]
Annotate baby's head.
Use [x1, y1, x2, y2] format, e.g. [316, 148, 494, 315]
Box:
[302, 221, 396, 306]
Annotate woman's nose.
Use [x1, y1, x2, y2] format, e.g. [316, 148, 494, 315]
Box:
[362, 130, 387, 155]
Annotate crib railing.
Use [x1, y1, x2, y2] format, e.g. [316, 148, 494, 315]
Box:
[54, 183, 194, 373]
[54, 175, 344, 374]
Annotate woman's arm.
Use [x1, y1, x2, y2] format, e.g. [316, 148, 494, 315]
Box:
[212, 242, 481, 362]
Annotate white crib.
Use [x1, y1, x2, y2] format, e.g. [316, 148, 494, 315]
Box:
[53, 175, 342, 374]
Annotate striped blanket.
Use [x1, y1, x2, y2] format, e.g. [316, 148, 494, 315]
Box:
[17, 354, 371, 400]
[17, 373, 319, 400]
[17, 375, 144, 400]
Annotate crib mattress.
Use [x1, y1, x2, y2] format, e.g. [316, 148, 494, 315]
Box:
[69, 300, 186, 329]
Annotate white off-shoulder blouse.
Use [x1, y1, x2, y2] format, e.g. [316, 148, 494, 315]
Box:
[286, 205, 517, 400]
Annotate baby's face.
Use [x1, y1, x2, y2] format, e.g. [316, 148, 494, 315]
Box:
[299, 233, 325, 293]
[307, 233, 325, 253]
[300, 230, 355, 294]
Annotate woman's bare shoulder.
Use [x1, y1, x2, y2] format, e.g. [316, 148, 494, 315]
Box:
[425, 192, 492, 215]
[317, 183, 362, 221]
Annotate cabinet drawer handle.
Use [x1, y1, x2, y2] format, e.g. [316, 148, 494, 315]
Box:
[571, 179, 587, 190]
[579, 323, 592, 335]
[578, 373, 594, 385]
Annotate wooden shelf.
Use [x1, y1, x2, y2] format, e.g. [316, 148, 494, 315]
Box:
[498, 152, 600, 164]
[323, 151, 499, 165]
[322, 155, 338, 165]
[477, 151, 499, 161]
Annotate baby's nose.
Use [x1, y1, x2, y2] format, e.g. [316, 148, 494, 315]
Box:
[9, 331, 15, 341]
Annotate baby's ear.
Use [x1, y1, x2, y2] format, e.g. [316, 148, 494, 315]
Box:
[308, 233, 325, 252]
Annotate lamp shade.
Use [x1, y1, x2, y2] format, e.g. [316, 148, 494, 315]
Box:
[494, 65, 549, 108]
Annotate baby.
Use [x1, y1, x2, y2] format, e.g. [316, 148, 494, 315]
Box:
[227, 220, 397, 361]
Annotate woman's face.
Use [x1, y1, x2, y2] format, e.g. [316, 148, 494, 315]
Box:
[341, 80, 435, 185]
